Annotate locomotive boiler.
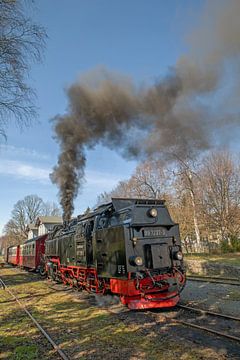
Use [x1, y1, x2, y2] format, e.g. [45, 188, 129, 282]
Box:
[45, 198, 186, 309]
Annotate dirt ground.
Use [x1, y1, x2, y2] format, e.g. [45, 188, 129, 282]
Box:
[1, 267, 240, 360]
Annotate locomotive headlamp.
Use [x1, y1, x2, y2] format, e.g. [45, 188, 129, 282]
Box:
[174, 251, 183, 261]
[129, 256, 143, 266]
[132, 237, 138, 246]
[148, 208, 158, 218]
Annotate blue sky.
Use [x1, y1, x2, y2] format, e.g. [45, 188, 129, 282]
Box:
[0, 0, 206, 233]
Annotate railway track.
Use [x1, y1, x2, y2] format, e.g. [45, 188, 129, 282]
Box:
[103, 300, 240, 345]
[187, 274, 240, 286]
[0, 276, 69, 360]
[174, 304, 240, 343]
[2, 266, 240, 353]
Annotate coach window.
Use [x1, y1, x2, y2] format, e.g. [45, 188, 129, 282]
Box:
[119, 210, 132, 224]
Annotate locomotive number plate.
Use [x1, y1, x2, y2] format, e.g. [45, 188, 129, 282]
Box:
[144, 228, 166, 237]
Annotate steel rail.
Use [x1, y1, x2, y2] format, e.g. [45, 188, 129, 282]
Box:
[145, 305, 240, 344]
[106, 303, 240, 344]
[170, 317, 240, 343]
[0, 277, 69, 360]
[177, 303, 240, 322]
[187, 274, 239, 282]
[187, 276, 240, 286]
[167, 303, 240, 343]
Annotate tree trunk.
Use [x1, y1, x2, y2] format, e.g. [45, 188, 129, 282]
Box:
[189, 189, 201, 247]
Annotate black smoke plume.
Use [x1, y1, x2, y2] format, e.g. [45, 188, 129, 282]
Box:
[51, 0, 240, 221]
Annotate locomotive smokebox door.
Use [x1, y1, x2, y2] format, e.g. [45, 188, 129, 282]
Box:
[150, 243, 172, 268]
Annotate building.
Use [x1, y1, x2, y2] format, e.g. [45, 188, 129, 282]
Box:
[35, 216, 62, 236]
[26, 224, 38, 240]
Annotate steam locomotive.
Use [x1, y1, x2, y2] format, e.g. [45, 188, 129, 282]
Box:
[45, 198, 186, 309]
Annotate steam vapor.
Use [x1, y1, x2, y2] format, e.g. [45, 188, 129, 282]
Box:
[51, 0, 240, 221]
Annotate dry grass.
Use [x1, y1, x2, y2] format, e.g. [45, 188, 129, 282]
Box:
[185, 253, 240, 266]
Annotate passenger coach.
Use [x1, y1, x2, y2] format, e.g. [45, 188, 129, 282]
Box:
[19, 234, 47, 274]
[7, 245, 20, 266]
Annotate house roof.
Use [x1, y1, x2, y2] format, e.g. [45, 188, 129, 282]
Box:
[35, 216, 63, 226]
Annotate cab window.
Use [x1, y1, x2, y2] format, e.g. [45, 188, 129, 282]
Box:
[97, 216, 108, 229]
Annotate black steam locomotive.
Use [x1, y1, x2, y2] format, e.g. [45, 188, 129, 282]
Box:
[45, 198, 186, 309]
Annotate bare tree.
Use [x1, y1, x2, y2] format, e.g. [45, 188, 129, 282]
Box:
[199, 151, 240, 242]
[3, 195, 61, 245]
[3, 219, 23, 245]
[96, 160, 173, 205]
[95, 151, 240, 253]
[131, 160, 172, 200]
[173, 157, 201, 247]
[170, 194, 195, 253]
[41, 201, 61, 216]
[0, 0, 46, 137]
[9, 194, 43, 238]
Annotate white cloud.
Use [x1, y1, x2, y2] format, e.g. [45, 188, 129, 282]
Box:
[0, 160, 121, 189]
[0, 144, 50, 161]
[0, 160, 50, 183]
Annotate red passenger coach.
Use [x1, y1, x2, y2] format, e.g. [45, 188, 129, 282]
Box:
[18, 244, 24, 267]
[19, 234, 47, 274]
[7, 245, 20, 266]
